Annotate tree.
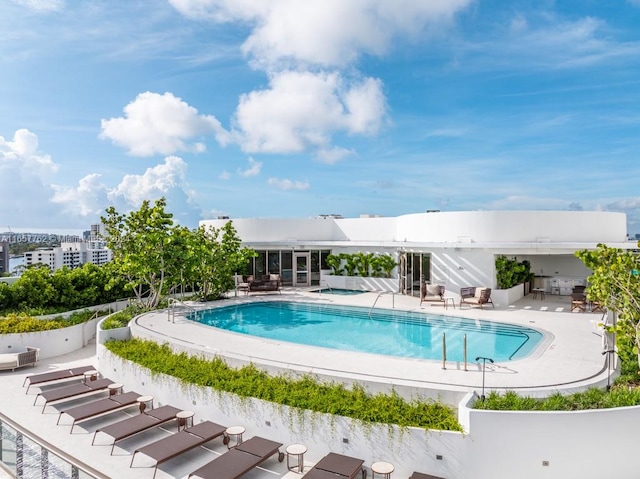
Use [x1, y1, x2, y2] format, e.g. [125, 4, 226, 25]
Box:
[576, 243, 640, 367]
[102, 198, 177, 308]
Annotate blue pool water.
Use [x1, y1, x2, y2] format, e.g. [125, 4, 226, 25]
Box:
[189, 301, 544, 362]
[313, 288, 366, 295]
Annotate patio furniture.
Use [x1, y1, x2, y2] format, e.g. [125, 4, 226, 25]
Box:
[187, 435, 284, 479]
[248, 275, 281, 294]
[35, 377, 114, 413]
[237, 275, 252, 294]
[571, 293, 587, 312]
[371, 461, 394, 479]
[57, 390, 141, 433]
[420, 284, 445, 306]
[23, 365, 96, 393]
[302, 452, 366, 479]
[0, 347, 39, 372]
[92, 404, 182, 455]
[409, 472, 445, 479]
[460, 287, 494, 309]
[286, 443, 307, 473]
[130, 420, 227, 479]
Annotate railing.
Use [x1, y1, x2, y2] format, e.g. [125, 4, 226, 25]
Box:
[319, 280, 333, 294]
[167, 297, 197, 323]
[368, 291, 395, 317]
[0, 411, 109, 479]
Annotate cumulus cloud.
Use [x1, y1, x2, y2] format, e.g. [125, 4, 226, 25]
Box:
[237, 157, 262, 177]
[100, 92, 230, 157]
[51, 174, 109, 216]
[170, 0, 472, 68]
[267, 177, 310, 190]
[234, 70, 385, 154]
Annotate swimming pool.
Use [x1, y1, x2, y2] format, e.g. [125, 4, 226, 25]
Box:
[189, 301, 544, 362]
[312, 288, 367, 295]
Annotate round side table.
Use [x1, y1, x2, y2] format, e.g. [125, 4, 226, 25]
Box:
[225, 425, 245, 449]
[371, 461, 395, 479]
[176, 410, 195, 431]
[83, 370, 99, 383]
[107, 383, 123, 396]
[136, 395, 154, 413]
[286, 443, 307, 473]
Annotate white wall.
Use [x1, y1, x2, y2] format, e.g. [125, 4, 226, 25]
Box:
[97, 347, 640, 479]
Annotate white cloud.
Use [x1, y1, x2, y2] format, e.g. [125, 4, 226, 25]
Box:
[11, 0, 64, 13]
[234, 70, 386, 154]
[170, 0, 472, 69]
[218, 170, 230, 180]
[267, 177, 310, 190]
[316, 147, 354, 164]
[100, 92, 230, 157]
[237, 157, 262, 177]
[51, 174, 109, 216]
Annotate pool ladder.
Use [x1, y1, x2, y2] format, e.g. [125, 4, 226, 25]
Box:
[368, 291, 395, 317]
[319, 280, 333, 294]
[168, 298, 197, 323]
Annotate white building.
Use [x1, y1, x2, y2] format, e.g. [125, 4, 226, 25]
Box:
[24, 241, 112, 271]
[201, 210, 634, 300]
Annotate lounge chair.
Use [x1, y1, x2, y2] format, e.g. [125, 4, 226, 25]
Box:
[92, 404, 182, 455]
[130, 420, 227, 479]
[35, 377, 114, 413]
[420, 284, 445, 306]
[187, 435, 284, 479]
[571, 293, 587, 312]
[302, 452, 366, 479]
[460, 287, 494, 309]
[57, 391, 141, 433]
[23, 365, 96, 393]
[0, 346, 39, 371]
[409, 472, 446, 479]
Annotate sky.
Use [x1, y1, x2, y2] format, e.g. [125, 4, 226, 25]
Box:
[1, 0, 640, 235]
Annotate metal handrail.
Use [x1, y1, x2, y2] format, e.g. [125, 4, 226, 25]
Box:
[368, 291, 395, 317]
[0, 410, 109, 479]
[167, 297, 197, 323]
[319, 280, 333, 294]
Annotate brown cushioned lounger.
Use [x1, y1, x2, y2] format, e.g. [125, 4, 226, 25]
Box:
[303, 452, 366, 479]
[23, 365, 96, 393]
[409, 473, 446, 479]
[92, 404, 182, 455]
[57, 391, 141, 433]
[35, 378, 114, 413]
[188, 436, 284, 479]
[130, 420, 227, 479]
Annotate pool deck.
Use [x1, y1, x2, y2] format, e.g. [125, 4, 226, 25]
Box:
[134, 289, 613, 401]
[0, 289, 614, 479]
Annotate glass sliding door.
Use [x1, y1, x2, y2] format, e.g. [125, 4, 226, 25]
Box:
[399, 252, 431, 297]
[293, 252, 310, 287]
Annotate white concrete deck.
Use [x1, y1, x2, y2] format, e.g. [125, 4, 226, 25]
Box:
[0, 290, 613, 479]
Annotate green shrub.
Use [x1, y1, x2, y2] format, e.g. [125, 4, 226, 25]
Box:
[0, 309, 107, 334]
[105, 338, 463, 432]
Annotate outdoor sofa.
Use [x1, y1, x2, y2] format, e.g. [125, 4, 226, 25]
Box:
[460, 287, 494, 309]
[0, 347, 39, 372]
[247, 274, 281, 294]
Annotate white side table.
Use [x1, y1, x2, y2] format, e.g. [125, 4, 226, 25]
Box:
[136, 395, 154, 413]
[371, 461, 395, 479]
[286, 443, 307, 473]
[107, 383, 123, 396]
[225, 425, 245, 449]
[83, 370, 99, 383]
[176, 410, 195, 431]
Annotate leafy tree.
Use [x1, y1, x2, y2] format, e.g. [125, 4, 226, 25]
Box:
[576, 243, 640, 367]
[374, 253, 397, 278]
[354, 252, 374, 277]
[11, 264, 57, 310]
[102, 198, 177, 308]
[340, 253, 359, 276]
[325, 254, 343, 276]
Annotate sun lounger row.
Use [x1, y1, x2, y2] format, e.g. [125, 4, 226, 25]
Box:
[35, 376, 115, 413]
[23, 364, 96, 393]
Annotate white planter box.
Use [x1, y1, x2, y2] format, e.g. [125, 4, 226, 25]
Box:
[320, 273, 398, 292]
[492, 283, 525, 307]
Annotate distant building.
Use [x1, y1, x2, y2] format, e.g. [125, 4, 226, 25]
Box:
[23, 241, 112, 271]
[0, 242, 8, 274]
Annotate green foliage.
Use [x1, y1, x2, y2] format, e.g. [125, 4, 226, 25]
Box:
[105, 338, 463, 432]
[474, 384, 640, 411]
[326, 253, 397, 278]
[495, 255, 533, 289]
[0, 309, 106, 334]
[576, 243, 640, 367]
[325, 254, 344, 276]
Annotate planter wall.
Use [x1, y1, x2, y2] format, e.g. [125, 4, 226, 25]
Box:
[320, 273, 398, 292]
[491, 283, 525, 307]
[96, 316, 131, 344]
[0, 316, 99, 359]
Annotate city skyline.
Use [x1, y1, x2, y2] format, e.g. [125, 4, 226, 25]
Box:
[1, 1, 640, 233]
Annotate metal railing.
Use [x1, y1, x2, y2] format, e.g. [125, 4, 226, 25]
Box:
[0, 411, 108, 479]
[368, 291, 395, 317]
[318, 280, 333, 294]
[167, 297, 197, 323]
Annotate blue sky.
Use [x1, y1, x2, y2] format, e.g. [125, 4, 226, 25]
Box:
[1, 0, 640, 235]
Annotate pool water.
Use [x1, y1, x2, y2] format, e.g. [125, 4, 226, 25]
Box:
[312, 288, 366, 295]
[189, 301, 544, 362]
